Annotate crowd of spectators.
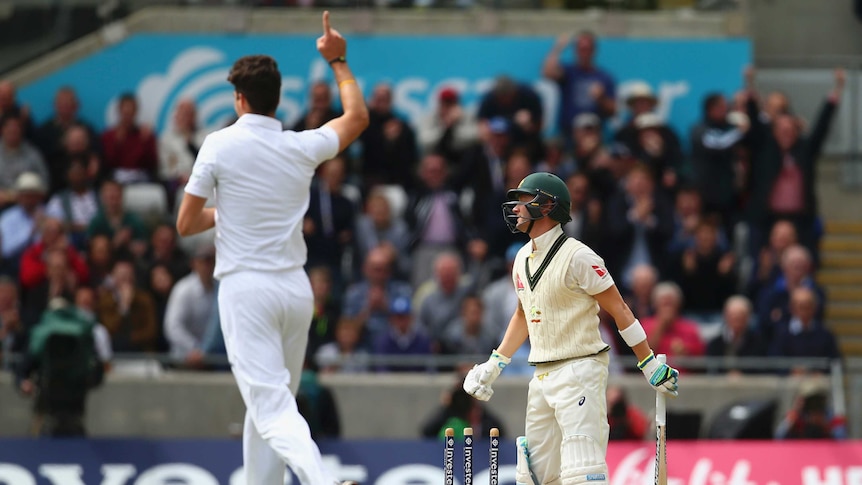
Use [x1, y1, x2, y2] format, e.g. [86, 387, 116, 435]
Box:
[0, 31, 847, 390]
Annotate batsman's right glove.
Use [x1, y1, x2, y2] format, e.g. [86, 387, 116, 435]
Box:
[463, 350, 511, 401]
[638, 352, 679, 397]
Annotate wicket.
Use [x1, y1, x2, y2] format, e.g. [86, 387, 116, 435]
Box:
[444, 427, 500, 485]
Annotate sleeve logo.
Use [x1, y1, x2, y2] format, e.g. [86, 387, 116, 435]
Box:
[591, 265, 607, 278]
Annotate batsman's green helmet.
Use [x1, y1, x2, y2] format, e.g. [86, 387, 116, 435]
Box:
[502, 172, 572, 231]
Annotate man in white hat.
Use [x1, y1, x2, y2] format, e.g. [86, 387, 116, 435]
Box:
[0, 172, 46, 276]
[613, 81, 659, 150]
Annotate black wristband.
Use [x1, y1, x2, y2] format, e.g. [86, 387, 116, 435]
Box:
[328, 56, 346, 66]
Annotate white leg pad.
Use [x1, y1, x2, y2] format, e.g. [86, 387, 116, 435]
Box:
[560, 435, 608, 484]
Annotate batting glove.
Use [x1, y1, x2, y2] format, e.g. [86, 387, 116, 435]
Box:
[638, 352, 679, 397]
[463, 350, 511, 401]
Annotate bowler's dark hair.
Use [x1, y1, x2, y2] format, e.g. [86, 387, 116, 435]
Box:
[228, 55, 281, 115]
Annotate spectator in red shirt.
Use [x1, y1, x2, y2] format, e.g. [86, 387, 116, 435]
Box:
[641, 281, 705, 368]
[19, 218, 89, 291]
[101, 93, 158, 184]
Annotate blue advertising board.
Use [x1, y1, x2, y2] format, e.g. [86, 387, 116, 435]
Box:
[0, 438, 517, 485]
[17, 34, 750, 144]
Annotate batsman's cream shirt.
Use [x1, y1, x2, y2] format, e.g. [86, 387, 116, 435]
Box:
[185, 114, 339, 279]
[512, 225, 614, 363]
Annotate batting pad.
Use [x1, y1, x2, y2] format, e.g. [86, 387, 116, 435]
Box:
[560, 435, 608, 484]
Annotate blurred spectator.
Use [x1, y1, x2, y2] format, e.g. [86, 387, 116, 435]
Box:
[101, 93, 157, 184]
[15, 298, 104, 437]
[60, 125, 101, 186]
[631, 113, 684, 193]
[570, 113, 611, 172]
[291, 80, 340, 132]
[477, 76, 544, 158]
[0, 172, 47, 277]
[20, 249, 78, 333]
[441, 295, 496, 355]
[158, 99, 207, 196]
[0, 277, 22, 363]
[75, 286, 113, 372]
[416, 252, 475, 351]
[775, 379, 843, 439]
[745, 69, 844, 260]
[689, 92, 746, 225]
[417, 87, 478, 162]
[420, 380, 506, 440]
[315, 317, 370, 374]
[296, 367, 341, 439]
[354, 189, 412, 279]
[705, 295, 766, 374]
[164, 245, 216, 366]
[641, 282, 706, 365]
[670, 220, 736, 318]
[624, 263, 657, 320]
[86, 235, 114, 288]
[0, 80, 33, 137]
[456, 117, 511, 230]
[614, 81, 658, 150]
[87, 180, 148, 258]
[142, 223, 189, 283]
[562, 171, 603, 249]
[147, 263, 174, 353]
[605, 164, 674, 290]
[607, 385, 648, 441]
[45, 156, 99, 250]
[480, 149, 532, 262]
[304, 156, 356, 288]
[35, 87, 97, 194]
[748, 219, 797, 299]
[359, 83, 418, 191]
[757, 244, 825, 342]
[536, 137, 576, 182]
[406, 153, 472, 288]
[667, 186, 728, 255]
[372, 295, 432, 372]
[307, 265, 341, 364]
[19, 218, 89, 292]
[96, 259, 158, 353]
[0, 115, 50, 208]
[482, 243, 521, 341]
[343, 246, 412, 343]
[542, 32, 616, 144]
[770, 287, 840, 362]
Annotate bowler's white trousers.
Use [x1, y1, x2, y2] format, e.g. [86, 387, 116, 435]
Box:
[525, 352, 610, 485]
[219, 269, 335, 485]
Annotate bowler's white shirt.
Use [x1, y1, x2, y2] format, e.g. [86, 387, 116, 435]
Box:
[184, 114, 339, 278]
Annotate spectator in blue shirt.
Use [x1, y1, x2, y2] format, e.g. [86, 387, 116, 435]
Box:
[770, 287, 840, 365]
[542, 31, 617, 146]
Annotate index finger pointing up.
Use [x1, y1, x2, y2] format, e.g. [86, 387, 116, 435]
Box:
[322, 11, 331, 36]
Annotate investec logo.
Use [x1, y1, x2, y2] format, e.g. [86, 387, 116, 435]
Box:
[489, 436, 499, 485]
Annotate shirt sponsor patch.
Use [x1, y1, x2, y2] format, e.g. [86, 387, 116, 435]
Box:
[516, 274, 525, 292]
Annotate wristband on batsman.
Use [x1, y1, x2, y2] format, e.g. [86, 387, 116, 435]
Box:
[618, 319, 647, 347]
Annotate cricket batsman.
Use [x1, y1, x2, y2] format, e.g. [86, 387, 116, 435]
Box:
[463, 172, 679, 484]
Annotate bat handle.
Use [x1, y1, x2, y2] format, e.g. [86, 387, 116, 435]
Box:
[655, 354, 667, 427]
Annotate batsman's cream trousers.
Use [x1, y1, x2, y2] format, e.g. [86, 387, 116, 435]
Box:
[526, 352, 610, 485]
[219, 269, 334, 485]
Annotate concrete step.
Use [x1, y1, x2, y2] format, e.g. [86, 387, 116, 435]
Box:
[827, 321, 862, 337]
[825, 287, 862, 301]
[825, 221, 862, 235]
[825, 304, 862, 320]
[821, 253, 862, 269]
[818, 270, 862, 286]
[821, 238, 862, 252]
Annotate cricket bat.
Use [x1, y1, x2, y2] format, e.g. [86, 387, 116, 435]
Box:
[655, 354, 668, 485]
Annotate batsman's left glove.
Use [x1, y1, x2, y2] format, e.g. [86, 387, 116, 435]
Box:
[638, 352, 679, 397]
